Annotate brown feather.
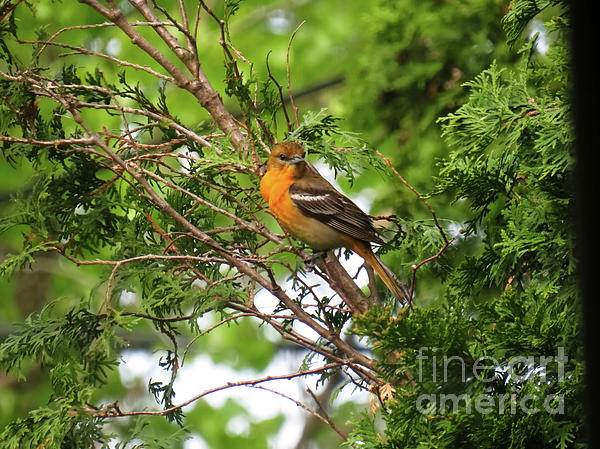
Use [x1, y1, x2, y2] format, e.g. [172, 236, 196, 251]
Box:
[289, 177, 384, 245]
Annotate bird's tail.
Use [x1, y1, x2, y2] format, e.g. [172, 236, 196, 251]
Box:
[350, 240, 409, 305]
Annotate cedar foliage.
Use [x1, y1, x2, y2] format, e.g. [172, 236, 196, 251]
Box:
[343, 2, 583, 448]
[0, 0, 584, 448]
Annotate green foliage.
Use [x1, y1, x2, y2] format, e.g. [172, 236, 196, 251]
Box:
[0, 305, 117, 385]
[0, 240, 57, 278]
[0, 306, 118, 448]
[342, 3, 584, 448]
[502, 0, 564, 47]
[0, 1, 583, 448]
[289, 109, 388, 185]
[343, 0, 512, 205]
[0, 400, 106, 449]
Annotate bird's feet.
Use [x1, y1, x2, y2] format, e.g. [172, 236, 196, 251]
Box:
[304, 251, 328, 271]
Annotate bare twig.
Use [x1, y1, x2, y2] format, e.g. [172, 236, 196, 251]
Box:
[93, 362, 343, 418]
[266, 50, 293, 133]
[21, 37, 176, 82]
[307, 387, 348, 441]
[286, 20, 305, 128]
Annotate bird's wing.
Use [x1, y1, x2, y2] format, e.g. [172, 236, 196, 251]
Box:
[289, 179, 384, 245]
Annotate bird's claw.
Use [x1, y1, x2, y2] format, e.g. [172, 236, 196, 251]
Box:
[304, 251, 328, 271]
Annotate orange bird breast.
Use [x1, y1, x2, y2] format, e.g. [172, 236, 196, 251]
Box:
[260, 168, 345, 250]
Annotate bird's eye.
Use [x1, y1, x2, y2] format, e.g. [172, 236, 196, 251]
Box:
[278, 153, 286, 161]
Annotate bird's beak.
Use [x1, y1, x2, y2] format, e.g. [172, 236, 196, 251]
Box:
[289, 154, 304, 164]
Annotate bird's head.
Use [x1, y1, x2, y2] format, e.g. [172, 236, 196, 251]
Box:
[266, 142, 307, 176]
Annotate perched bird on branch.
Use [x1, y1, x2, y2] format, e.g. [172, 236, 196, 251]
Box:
[260, 141, 406, 303]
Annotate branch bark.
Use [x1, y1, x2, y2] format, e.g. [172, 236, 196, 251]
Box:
[78, 0, 248, 152]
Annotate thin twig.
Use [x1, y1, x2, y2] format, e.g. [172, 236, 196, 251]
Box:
[20, 38, 176, 82]
[286, 20, 305, 128]
[375, 150, 449, 244]
[307, 387, 348, 441]
[266, 50, 293, 133]
[93, 362, 343, 418]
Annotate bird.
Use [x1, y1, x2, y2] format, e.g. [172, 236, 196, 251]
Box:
[260, 141, 406, 303]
